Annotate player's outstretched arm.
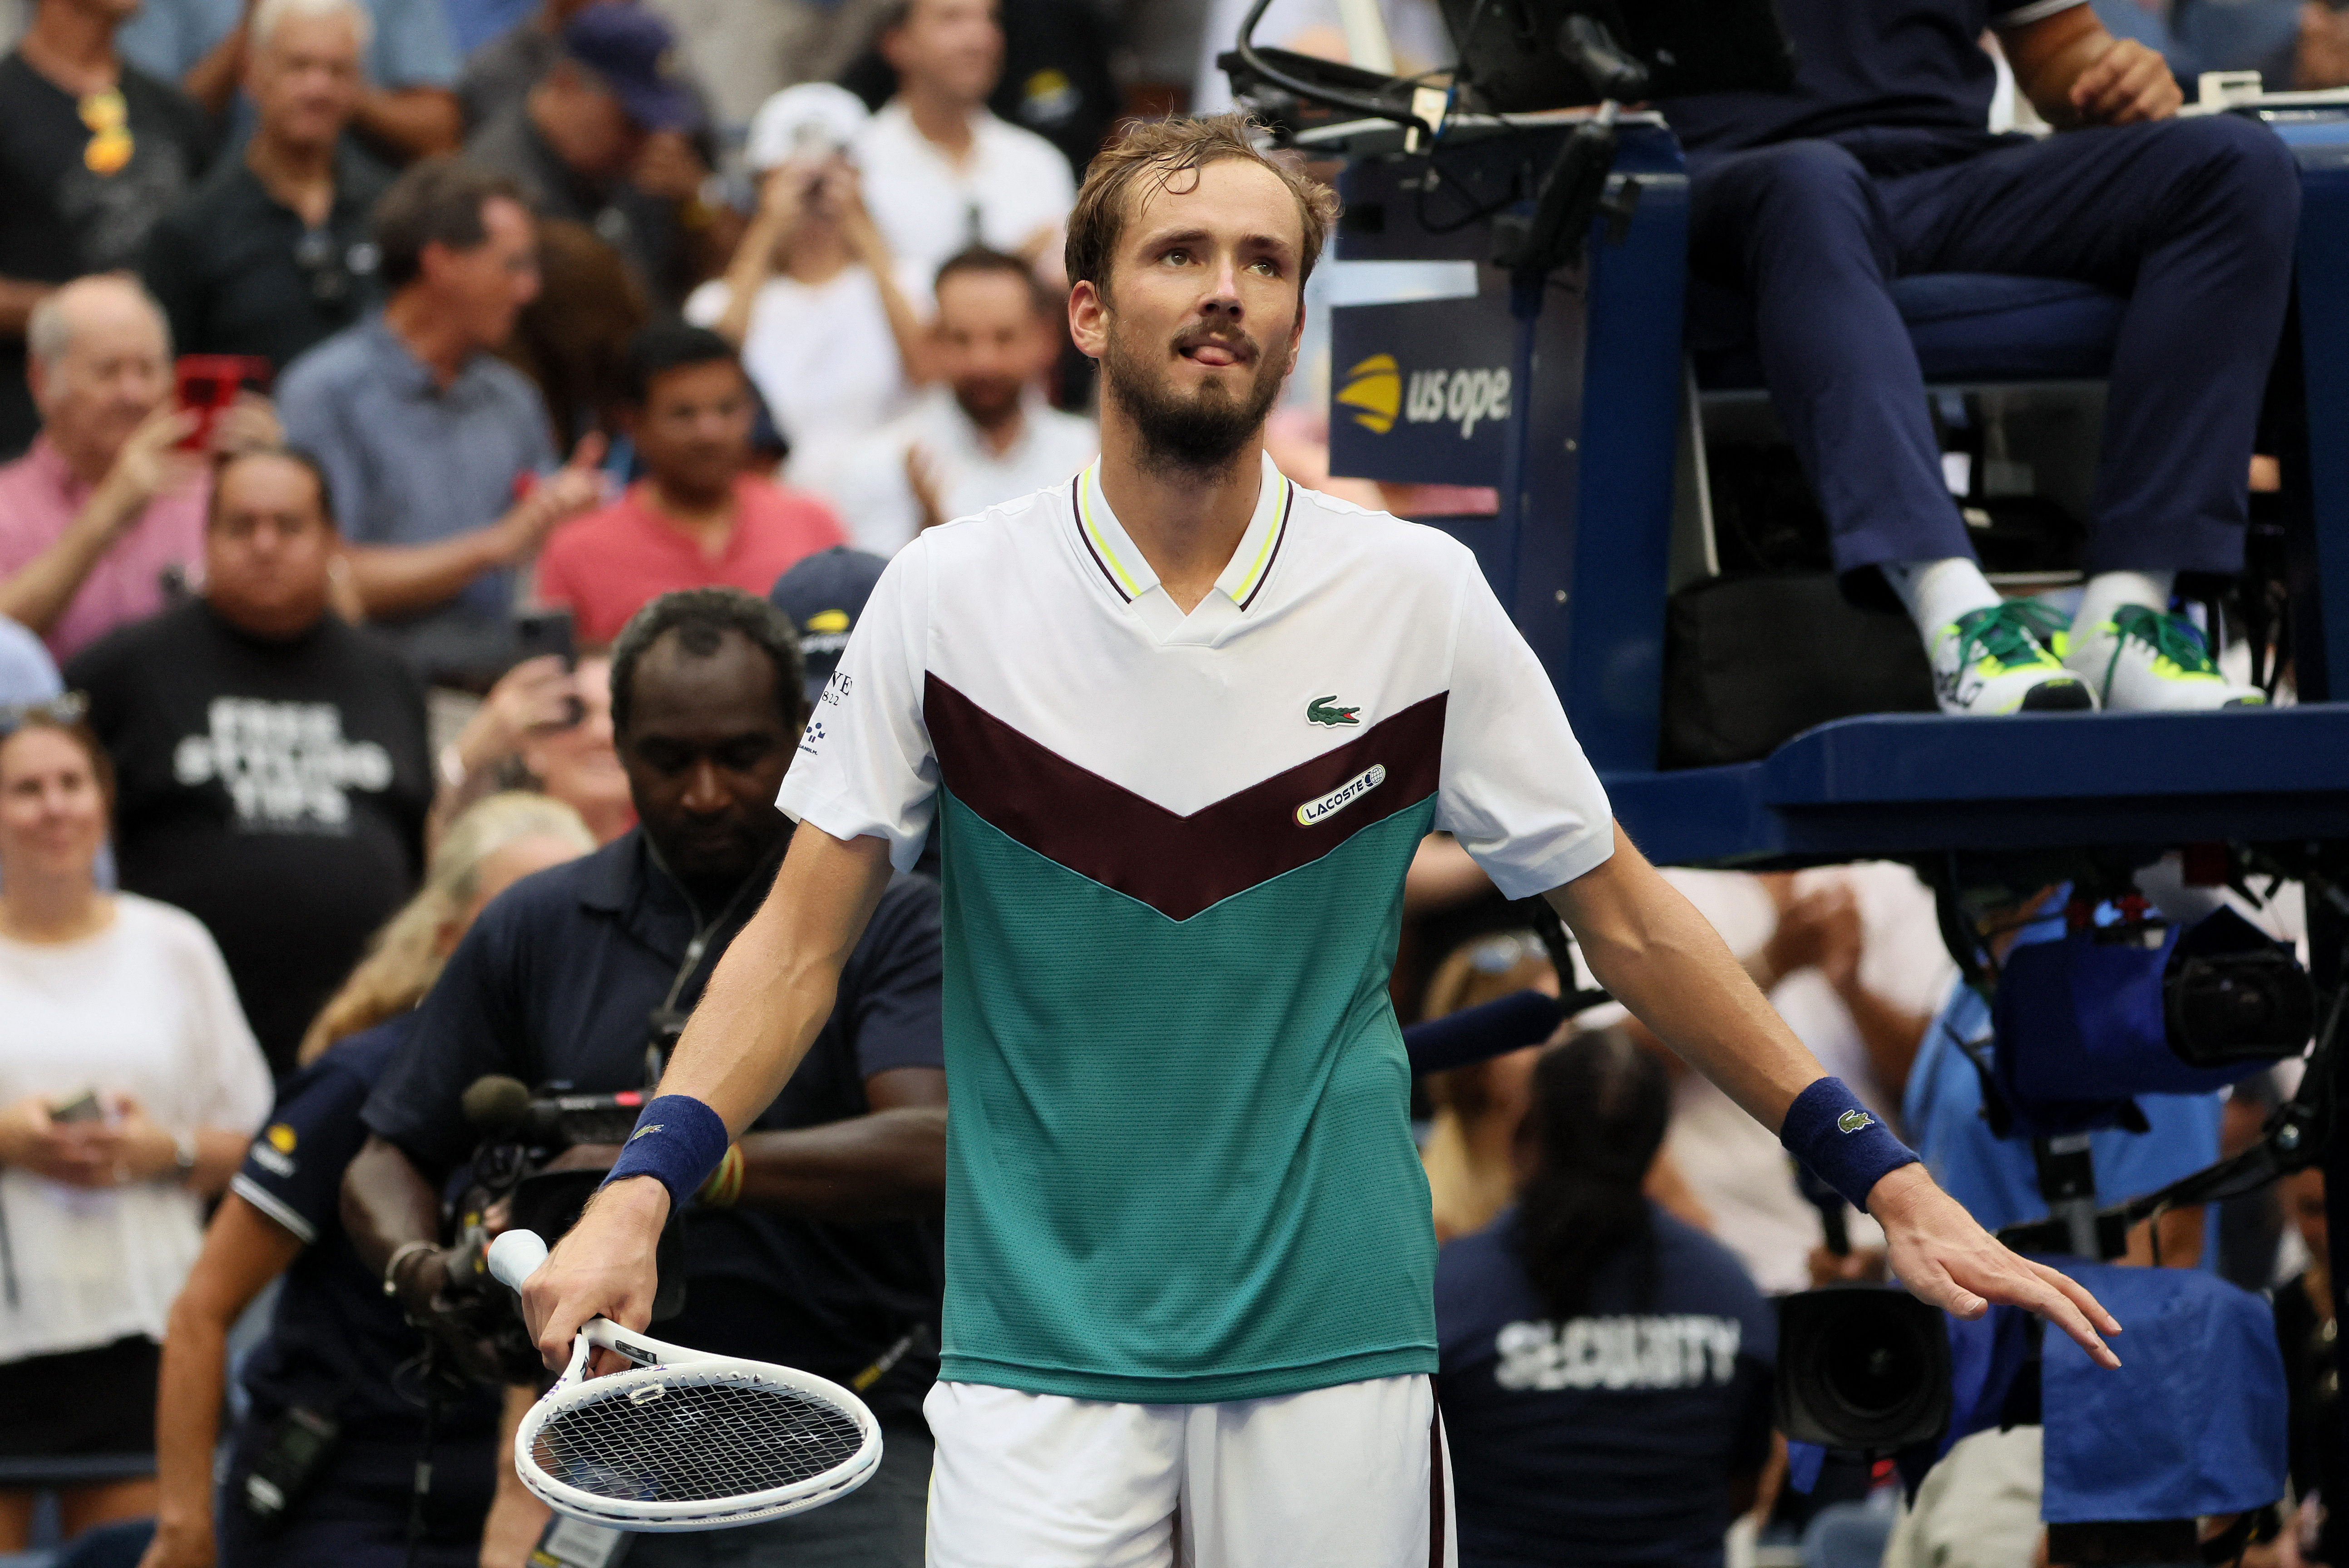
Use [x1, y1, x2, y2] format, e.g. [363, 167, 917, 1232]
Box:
[519, 827, 898, 1370]
[1543, 824, 2123, 1370]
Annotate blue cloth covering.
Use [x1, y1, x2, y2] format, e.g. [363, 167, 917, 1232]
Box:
[2039, 1261, 2287, 1522]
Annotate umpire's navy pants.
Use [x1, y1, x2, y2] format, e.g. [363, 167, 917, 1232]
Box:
[1685, 118, 2300, 579]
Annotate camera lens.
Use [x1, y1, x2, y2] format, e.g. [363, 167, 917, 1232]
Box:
[1822, 1323, 1928, 1420]
[1777, 1288, 1952, 1451]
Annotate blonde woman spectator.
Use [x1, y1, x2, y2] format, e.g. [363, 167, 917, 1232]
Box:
[0, 698, 272, 1552]
[1420, 931, 1557, 1243]
[143, 792, 594, 1568]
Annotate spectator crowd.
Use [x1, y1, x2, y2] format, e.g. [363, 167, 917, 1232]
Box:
[0, 0, 2331, 1565]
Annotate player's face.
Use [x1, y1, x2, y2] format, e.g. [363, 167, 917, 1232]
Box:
[1075, 158, 1304, 471]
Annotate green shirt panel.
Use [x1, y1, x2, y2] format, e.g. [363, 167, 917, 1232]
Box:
[934, 787, 1440, 1404]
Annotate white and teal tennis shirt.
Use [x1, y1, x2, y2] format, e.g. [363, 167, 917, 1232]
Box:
[777, 452, 1616, 1404]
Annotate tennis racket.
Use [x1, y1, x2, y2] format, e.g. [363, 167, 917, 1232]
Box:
[487, 1229, 883, 1531]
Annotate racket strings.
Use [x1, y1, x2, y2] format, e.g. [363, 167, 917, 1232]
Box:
[533, 1377, 866, 1504]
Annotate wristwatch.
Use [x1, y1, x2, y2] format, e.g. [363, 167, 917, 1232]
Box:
[383, 1239, 438, 1298]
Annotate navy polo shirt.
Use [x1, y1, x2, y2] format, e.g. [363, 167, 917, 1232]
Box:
[233, 1013, 501, 1442]
[361, 828, 946, 1425]
[1662, 0, 2087, 156]
[1436, 1205, 1777, 1568]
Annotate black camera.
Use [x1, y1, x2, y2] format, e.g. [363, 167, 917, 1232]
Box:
[430, 1075, 687, 1382]
[2165, 906, 2315, 1068]
[1776, 1287, 1952, 1452]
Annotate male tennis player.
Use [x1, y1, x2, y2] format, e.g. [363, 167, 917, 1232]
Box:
[520, 114, 2120, 1566]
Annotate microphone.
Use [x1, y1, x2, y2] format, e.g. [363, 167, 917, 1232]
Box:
[1402, 990, 1565, 1076]
[462, 1074, 534, 1136]
[460, 1076, 648, 1147]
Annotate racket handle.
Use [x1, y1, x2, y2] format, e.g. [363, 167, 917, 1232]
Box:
[488, 1229, 550, 1291]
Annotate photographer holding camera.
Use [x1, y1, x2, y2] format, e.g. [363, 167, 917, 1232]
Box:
[341, 588, 945, 1568]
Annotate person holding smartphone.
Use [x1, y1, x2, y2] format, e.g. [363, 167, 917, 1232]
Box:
[0, 276, 280, 664]
[0, 697, 272, 1554]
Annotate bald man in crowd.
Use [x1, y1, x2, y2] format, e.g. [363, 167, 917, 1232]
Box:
[0, 276, 278, 662]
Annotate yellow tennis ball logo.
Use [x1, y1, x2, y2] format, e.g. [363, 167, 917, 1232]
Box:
[805, 609, 851, 635]
[1336, 354, 1401, 435]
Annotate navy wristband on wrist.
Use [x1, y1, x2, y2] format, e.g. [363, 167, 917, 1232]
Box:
[603, 1094, 730, 1212]
[1780, 1076, 1919, 1213]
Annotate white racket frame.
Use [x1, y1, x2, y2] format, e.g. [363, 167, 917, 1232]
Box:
[490, 1231, 885, 1532]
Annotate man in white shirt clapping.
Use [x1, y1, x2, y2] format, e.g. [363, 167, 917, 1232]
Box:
[826, 247, 1096, 555]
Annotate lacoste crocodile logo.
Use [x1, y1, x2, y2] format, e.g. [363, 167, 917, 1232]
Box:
[629, 1123, 664, 1141]
[1307, 696, 1361, 727]
[1837, 1110, 1875, 1134]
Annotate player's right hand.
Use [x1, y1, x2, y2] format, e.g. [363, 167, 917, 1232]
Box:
[520, 1174, 670, 1374]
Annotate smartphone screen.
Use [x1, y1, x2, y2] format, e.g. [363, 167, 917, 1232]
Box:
[512, 609, 585, 727]
[50, 1088, 104, 1124]
[174, 355, 274, 451]
[513, 608, 577, 669]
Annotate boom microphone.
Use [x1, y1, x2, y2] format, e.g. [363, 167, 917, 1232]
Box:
[460, 1075, 647, 1147]
[1402, 990, 1565, 1075]
[461, 1074, 534, 1136]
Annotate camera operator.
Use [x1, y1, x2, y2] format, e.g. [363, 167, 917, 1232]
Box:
[341, 587, 945, 1568]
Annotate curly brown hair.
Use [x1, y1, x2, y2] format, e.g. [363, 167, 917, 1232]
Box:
[1063, 113, 1340, 299]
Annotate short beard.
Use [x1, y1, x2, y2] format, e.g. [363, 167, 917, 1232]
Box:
[1100, 320, 1286, 478]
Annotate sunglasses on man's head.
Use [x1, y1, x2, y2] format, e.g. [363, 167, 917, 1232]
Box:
[0, 693, 91, 736]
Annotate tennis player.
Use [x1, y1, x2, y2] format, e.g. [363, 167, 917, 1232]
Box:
[520, 113, 2121, 1567]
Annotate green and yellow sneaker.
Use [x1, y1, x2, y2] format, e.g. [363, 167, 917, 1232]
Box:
[1928, 601, 2097, 716]
[2062, 604, 2266, 712]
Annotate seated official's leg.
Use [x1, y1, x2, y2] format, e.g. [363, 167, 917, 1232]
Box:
[624, 1421, 933, 1568]
[1882, 115, 2298, 708]
[1177, 1375, 1453, 1568]
[924, 1386, 1183, 1568]
[1688, 143, 2083, 716]
[1689, 141, 1966, 575]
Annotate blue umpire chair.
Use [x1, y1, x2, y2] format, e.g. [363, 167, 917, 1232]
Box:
[1311, 107, 2349, 868]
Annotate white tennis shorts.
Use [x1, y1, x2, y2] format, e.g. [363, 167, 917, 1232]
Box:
[922, 1374, 1457, 1568]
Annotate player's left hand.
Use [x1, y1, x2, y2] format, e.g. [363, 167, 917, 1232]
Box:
[2068, 36, 2182, 125]
[1868, 1162, 2123, 1368]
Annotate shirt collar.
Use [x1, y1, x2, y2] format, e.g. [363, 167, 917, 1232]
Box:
[361, 312, 494, 401]
[1073, 451, 1293, 612]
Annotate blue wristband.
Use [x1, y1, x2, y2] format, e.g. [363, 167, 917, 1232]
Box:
[603, 1095, 730, 1212]
[1780, 1076, 1919, 1213]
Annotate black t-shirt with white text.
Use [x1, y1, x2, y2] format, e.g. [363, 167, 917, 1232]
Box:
[67, 600, 430, 1076]
[1436, 1205, 1778, 1568]
[0, 53, 210, 455]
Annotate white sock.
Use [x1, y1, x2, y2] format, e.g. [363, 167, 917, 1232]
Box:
[1884, 556, 2001, 640]
[2072, 569, 2175, 639]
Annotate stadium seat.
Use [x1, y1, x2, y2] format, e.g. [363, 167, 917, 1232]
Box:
[1693, 272, 2128, 392]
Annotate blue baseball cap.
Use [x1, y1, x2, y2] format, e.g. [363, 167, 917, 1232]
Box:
[770, 548, 890, 703]
[561, 6, 701, 134]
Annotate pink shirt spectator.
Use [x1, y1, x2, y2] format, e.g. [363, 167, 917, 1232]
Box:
[536, 474, 846, 646]
[0, 438, 209, 663]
